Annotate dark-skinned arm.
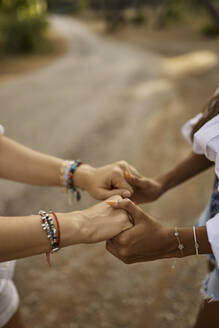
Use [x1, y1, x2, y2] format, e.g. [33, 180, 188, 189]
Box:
[125, 152, 214, 204]
[106, 199, 212, 264]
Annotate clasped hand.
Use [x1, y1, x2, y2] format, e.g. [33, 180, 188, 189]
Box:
[74, 161, 169, 262]
[105, 198, 173, 264]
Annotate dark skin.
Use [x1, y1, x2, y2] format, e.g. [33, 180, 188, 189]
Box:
[126, 152, 214, 204]
[106, 198, 211, 264]
[106, 152, 213, 264]
[106, 152, 216, 328]
[3, 307, 26, 328]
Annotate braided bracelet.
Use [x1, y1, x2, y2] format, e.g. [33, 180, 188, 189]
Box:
[60, 160, 82, 201]
[39, 210, 60, 266]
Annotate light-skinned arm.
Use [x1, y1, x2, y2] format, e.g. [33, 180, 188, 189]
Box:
[0, 196, 132, 262]
[0, 136, 134, 199]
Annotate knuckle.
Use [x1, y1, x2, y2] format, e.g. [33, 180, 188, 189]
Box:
[118, 247, 129, 258]
[124, 198, 132, 209]
[112, 166, 121, 176]
[117, 160, 128, 168]
[117, 234, 129, 246]
[132, 176, 138, 183]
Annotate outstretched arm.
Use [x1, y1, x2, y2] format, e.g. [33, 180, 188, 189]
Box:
[0, 136, 62, 186]
[156, 152, 213, 193]
[0, 136, 133, 199]
[126, 152, 213, 204]
[0, 196, 132, 262]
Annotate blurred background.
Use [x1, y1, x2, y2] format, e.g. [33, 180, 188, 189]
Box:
[0, 0, 219, 327]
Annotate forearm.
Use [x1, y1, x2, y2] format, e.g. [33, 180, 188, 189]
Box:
[0, 212, 83, 262]
[0, 196, 131, 261]
[156, 152, 213, 193]
[163, 226, 212, 259]
[0, 136, 64, 186]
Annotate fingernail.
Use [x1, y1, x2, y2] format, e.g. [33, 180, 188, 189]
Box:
[106, 200, 117, 206]
[122, 191, 131, 198]
[125, 170, 131, 180]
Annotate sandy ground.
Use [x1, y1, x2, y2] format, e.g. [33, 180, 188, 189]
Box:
[0, 15, 219, 328]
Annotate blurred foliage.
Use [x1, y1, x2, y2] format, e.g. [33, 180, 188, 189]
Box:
[102, 0, 130, 32]
[0, 0, 48, 53]
[76, 0, 90, 12]
[47, 0, 219, 36]
[202, 21, 219, 36]
[156, 1, 189, 28]
[132, 10, 146, 25]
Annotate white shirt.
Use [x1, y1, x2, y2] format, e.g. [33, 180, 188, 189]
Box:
[0, 125, 4, 136]
[182, 113, 219, 266]
[0, 125, 16, 280]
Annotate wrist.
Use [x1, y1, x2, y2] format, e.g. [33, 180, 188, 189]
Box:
[57, 211, 87, 247]
[162, 227, 195, 258]
[159, 227, 178, 259]
[162, 226, 212, 259]
[155, 175, 170, 195]
[178, 226, 212, 257]
[195, 226, 212, 254]
[73, 164, 95, 190]
[158, 227, 194, 259]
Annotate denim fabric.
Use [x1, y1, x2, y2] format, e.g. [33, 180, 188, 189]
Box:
[196, 176, 219, 300]
[210, 177, 219, 218]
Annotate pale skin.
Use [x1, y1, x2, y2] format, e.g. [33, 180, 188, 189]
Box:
[106, 152, 216, 328]
[0, 136, 133, 198]
[0, 200, 132, 262]
[0, 135, 136, 328]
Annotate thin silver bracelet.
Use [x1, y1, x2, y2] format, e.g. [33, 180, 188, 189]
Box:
[174, 227, 184, 257]
[193, 226, 199, 256]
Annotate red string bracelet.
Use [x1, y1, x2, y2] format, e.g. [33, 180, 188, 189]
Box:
[46, 252, 51, 267]
[50, 211, 61, 246]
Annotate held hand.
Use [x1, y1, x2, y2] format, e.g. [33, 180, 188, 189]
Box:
[106, 199, 174, 264]
[74, 161, 137, 200]
[125, 172, 164, 204]
[77, 196, 133, 243]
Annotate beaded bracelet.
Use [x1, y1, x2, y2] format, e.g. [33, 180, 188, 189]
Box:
[174, 227, 184, 257]
[39, 210, 60, 266]
[50, 211, 61, 247]
[60, 160, 82, 201]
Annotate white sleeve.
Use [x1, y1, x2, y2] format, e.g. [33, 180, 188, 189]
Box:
[207, 214, 219, 268]
[0, 125, 4, 136]
[182, 114, 219, 177]
[192, 115, 219, 178]
[181, 113, 203, 144]
[181, 87, 219, 145]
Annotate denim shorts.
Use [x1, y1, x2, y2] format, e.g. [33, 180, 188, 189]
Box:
[196, 176, 219, 301]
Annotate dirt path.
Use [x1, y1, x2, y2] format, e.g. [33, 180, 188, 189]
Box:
[0, 15, 217, 328]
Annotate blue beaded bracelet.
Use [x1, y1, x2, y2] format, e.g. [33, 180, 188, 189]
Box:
[64, 160, 82, 201]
